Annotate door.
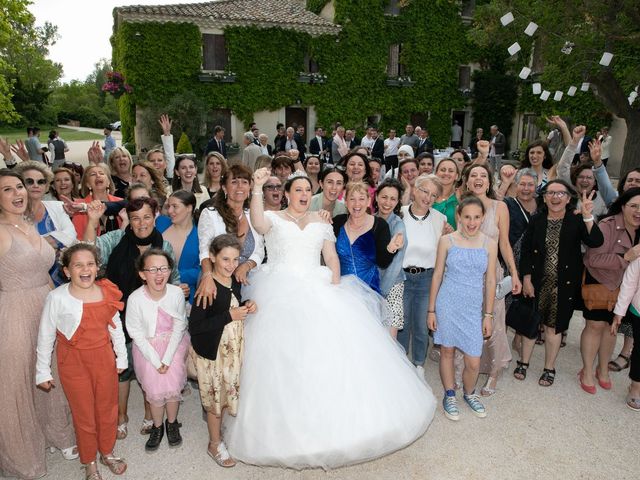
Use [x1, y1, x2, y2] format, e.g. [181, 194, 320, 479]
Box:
[209, 109, 232, 143]
[286, 107, 308, 143]
[452, 110, 467, 147]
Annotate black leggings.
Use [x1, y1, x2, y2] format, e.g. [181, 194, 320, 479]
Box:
[630, 310, 640, 383]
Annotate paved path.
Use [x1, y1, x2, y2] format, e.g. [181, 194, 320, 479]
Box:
[34, 312, 638, 480]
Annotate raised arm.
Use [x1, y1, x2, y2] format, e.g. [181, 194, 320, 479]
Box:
[250, 167, 273, 235]
[159, 114, 175, 178]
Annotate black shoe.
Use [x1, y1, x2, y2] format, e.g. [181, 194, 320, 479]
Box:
[165, 419, 182, 447]
[145, 423, 164, 452]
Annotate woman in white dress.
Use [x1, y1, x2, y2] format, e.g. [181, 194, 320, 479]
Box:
[223, 168, 435, 469]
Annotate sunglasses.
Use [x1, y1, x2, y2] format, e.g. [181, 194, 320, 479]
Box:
[25, 178, 48, 186]
[264, 184, 283, 191]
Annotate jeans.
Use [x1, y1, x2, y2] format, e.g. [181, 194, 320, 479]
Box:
[398, 268, 433, 365]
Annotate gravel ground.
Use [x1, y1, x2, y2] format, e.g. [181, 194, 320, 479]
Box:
[24, 310, 639, 480]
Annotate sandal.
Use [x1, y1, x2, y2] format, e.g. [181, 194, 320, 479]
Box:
[627, 395, 640, 412]
[140, 418, 154, 435]
[100, 454, 127, 475]
[513, 361, 529, 381]
[608, 354, 630, 372]
[480, 376, 497, 397]
[84, 461, 103, 480]
[208, 441, 236, 468]
[49, 445, 79, 460]
[560, 332, 567, 348]
[116, 422, 128, 440]
[538, 368, 556, 387]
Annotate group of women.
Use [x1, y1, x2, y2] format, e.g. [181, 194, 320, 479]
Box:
[1, 117, 639, 479]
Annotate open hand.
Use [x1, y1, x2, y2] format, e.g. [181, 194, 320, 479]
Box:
[588, 138, 602, 166]
[11, 139, 29, 162]
[87, 141, 102, 165]
[159, 114, 172, 136]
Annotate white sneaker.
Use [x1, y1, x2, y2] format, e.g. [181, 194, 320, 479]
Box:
[416, 365, 425, 378]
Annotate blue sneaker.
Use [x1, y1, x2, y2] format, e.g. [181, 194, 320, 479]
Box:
[442, 394, 460, 421]
[463, 392, 487, 418]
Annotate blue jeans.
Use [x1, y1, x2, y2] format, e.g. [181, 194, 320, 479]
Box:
[398, 268, 433, 365]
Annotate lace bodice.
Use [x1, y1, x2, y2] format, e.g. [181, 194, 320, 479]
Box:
[263, 211, 335, 272]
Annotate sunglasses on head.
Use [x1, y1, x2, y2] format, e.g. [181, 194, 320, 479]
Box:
[25, 178, 48, 186]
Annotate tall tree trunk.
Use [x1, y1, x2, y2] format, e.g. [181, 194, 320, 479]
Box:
[589, 69, 640, 176]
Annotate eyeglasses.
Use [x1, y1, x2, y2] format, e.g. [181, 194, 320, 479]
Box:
[24, 178, 48, 186]
[544, 191, 569, 198]
[264, 184, 283, 191]
[142, 266, 171, 274]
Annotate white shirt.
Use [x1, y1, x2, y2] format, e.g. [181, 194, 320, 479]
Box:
[384, 137, 400, 156]
[601, 135, 612, 159]
[126, 284, 187, 369]
[360, 136, 375, 150]
[401, 206, 446, 269]
[36, 283, 128, 384]
[451, 124, 462, 142]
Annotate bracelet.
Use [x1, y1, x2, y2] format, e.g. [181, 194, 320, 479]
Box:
[582, 216, 594, 223]
[483, 313, 494, 318]
[427, 310, 435, 314]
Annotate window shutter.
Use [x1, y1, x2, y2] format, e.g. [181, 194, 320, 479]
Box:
[387, 44, 399, 77]
[202, 34, 227, 71]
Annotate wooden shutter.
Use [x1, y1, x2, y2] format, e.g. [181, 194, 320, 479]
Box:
[202, 34, 227, 71]
[387, 44, 399, 77]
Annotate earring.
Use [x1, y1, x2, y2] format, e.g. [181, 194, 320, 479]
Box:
[224, 191, 227, 200]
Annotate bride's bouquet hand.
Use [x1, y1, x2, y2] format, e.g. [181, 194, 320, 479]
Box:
[252, 167, 271, 188]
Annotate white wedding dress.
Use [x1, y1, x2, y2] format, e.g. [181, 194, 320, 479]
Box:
[224, 211, 435, 469]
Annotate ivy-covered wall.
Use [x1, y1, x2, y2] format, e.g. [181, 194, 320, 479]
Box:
[112, 0, 471, 146]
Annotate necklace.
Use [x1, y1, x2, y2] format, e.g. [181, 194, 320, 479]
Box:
[408, 205, 430, 222]
[0, 221, 31, 236]
[284, 209, 308, 224]
[459, 230, 479, 240]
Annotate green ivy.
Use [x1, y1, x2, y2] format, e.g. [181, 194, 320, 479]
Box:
[471, 70, 518, 149]
[113, 0, 470, 147]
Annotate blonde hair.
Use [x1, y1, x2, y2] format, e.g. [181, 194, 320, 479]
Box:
[414, 174, 443, 197]
[14, 161, 54, 185]
[108, 147, 133, 176]
[81, 164, 117, 197]
[344, 181, 370, 199]
[203, 152, 228, 189]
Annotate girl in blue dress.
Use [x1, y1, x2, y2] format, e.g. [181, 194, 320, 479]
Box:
[428, 196, 497, 421]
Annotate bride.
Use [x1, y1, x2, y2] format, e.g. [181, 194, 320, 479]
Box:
[224, 168, 436, 469]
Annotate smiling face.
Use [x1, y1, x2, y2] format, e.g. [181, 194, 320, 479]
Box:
[210, 246, 240, 279]
[286, 178, 312, 212]
[132, 165, 153, 189]
[274, 165, 292, 183]
[435, 159, 458, 188]
[147, 151, 166, 175]
[138, 254, 171, 295]
[574, 168, 595, 194]
[176, 158, 197, 184]
[346, 156, 366, 182]
[166, 196, 193, 225]
[457, 203, 484, 237]
[207, 156, 223, 180]
[86, 166, 109, 194]
[623, 171, 640, 192]
[466, 166, 490, 196]
[305, 157, 321, 175]
[64, 249, 98, 290]
[400, 161, 419, 186]
[413, 180, 439, 211]
[22, 168, 48, 201]
[223, 174, 250, 205]
[345, 188, 369, 219]
[543, 183, 571, 216]
[320, 172, 345, 203]
[418, 157, 434, 175]
[263, 177, 283, 208]
[451, 151, 466, 172]
[111, 150, 131, 176]
[528, 146, 545, 167]
[376, 186, 399, 218]
[0, 176, 28, 216]
[369, 161, 381, 184]
[622, 195, 640, 230]
[515, 174, 536, 202]
[128, 204, 155, 239]
[54, 171, 73, 197]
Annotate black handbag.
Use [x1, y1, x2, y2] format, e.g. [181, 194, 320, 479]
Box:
[506, 296, 541, 339]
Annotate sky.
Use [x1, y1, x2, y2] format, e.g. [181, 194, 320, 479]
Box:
[29, 0, 197, 83]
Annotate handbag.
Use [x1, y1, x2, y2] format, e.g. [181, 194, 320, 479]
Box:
[496, 275, 512, 300]
[581, 270, 619, 311]
[506, 296, 540, 339]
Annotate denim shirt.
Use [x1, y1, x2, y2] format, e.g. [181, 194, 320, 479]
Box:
[378, 212, 406, 296]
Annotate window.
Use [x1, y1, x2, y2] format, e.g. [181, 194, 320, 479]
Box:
[384, 0, 401, 16]
[202, 34, 227, 71]
[387, 44, 405, 77]
[303, 54, 319, 74]
[458, 66, 471, 91]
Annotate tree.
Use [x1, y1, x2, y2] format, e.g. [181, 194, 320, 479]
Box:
[470, 0, 640, 175]
[0, 0, 62, 125]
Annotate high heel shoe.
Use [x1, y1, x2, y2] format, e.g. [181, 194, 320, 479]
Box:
[578, 370, 596, 394]
[49, 445, 79, 460]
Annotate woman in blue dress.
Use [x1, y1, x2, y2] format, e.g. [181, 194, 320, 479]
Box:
[428, 196, 498, 421]
[332, 181, 403, 294]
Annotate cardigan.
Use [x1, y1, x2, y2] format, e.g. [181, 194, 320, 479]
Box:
[378, 212, 407, 296]
[35, 282, 128, 384]
[125, 284, 187, 369]
[332, 214, 395, 269]
[156, 215, 200, 303]
[189, 278, 243, 361]
[41, 201, 77, 246]
[520, 210, 604, 333]
[614, 257, 640, 317]
[584, 213, 636, 290]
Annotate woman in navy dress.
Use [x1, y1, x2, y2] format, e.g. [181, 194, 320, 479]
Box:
[333, 181, 403, 293]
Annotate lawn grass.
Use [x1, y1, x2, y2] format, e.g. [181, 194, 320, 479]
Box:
[0, 126, 103, 143]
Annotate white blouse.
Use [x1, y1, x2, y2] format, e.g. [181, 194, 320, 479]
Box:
[401, 206, 446, 269]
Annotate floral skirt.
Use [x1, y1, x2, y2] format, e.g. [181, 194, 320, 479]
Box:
[190, 320, 244, 417]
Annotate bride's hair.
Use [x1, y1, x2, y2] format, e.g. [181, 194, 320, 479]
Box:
[284, 174, 313, 192]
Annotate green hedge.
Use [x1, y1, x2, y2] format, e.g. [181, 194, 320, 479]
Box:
[113, 0, 470, 147]
[471, 70, 518, 150]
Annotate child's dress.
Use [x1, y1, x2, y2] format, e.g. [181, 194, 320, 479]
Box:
[127, 285, 189, 407]
[434, 236, 489, 357]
